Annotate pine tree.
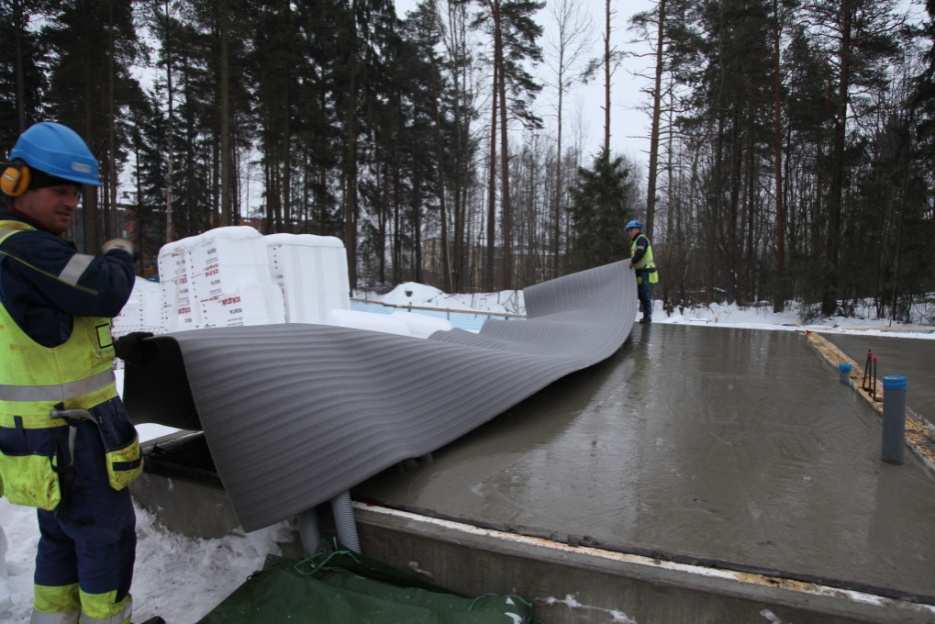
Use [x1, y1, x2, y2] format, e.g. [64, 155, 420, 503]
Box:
[568, 150, 636, 271]
[0, 0, 47, 148]
[43, 0, 144, 251]
[804, 0, 901, 314]
[471, 0, 543, 290]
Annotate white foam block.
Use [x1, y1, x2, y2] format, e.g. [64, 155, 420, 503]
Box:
[390, 311, 452, 338]
[326, 309, 414, 337]
[266, 234, 349, 324]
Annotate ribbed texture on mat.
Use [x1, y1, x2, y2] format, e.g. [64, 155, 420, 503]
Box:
[149, 261, 636, 530]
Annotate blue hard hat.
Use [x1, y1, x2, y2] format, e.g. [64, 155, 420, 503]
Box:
[625, 219, 642, 230]
[10, 122, 100, 186]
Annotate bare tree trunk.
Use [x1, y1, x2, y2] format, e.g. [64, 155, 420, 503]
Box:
[14, 0, 26, 132]
[283, 74, 291, 230]
[393, 149, 401, 284]
[496, 0, 513, 290]
[485, 59, 498, 291]
[663, 73, 675, 306]
[82, 11, 98, 254]
[432, 76, 452, 291]
[603, 0, 612, 154]
[219, 0, 232, 226]
[823, 0, 852, 316]
[134, 140, 144, 274]
[645, 0, 666, 240]
[770, 0, 786, 312]
[378, 161, 386, 283]
[343, 0, 359, 288]
[164, 0, 175, 242]
[549, 0, 588, 279]
[105, 0, 115, 240]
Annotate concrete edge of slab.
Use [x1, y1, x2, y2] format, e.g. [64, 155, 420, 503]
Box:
[805, 332, 935, 478]
[354, 502, 935, 624]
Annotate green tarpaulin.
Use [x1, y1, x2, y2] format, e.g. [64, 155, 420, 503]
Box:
[198, 551, 534, 624]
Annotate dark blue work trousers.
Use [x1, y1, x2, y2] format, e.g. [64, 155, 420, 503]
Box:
[637, 276, 654, 320]
[34, 399, 136, 614]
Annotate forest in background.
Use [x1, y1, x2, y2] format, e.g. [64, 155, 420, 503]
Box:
[1, 0, 934, 320]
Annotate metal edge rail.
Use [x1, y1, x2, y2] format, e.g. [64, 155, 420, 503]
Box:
[350, 297, 526, 319]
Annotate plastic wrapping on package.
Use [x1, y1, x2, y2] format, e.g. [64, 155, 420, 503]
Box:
[112, 278, 164, 338]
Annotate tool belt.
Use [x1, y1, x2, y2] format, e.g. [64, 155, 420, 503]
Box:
[52, 404, 143, 499]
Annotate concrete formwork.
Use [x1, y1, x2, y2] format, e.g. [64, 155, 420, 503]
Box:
[355, 503, 934, 624]
[355, 325, 935, 604]
[133, 324, 935, 623]
[823, 333, 935, 423]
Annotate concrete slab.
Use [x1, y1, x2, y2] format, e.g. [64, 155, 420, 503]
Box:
[355, 324, 935, 602]
[823, 333, 935, 423]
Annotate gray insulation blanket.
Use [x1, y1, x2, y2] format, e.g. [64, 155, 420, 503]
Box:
[129, 261, 636, 531]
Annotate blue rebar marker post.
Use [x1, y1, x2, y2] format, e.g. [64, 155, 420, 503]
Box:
[838, 362, 852, 386]
[882, 375, 907, 465]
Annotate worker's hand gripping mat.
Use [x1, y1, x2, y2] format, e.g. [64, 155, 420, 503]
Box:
[123, 261, 637, 530]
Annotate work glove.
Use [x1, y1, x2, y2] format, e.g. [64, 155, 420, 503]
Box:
[102, 238, 134, 256]
[115, 331, 154, 365]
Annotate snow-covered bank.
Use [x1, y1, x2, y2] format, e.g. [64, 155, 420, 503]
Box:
[649, 300, 935, 339]
[362, 283, 933, 339]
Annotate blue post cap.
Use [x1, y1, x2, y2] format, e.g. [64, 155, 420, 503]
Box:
[883, 375, 907, 390]
[838, 363, 852, 374]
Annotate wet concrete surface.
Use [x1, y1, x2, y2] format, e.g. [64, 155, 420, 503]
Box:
[824, 333, 935, 423]
[355, 324, 935, 601]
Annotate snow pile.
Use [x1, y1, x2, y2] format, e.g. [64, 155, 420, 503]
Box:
[0, 498, 288, 623]
[130, 507, 290, 622]
[368, 284, 525, 315]
[382, 282, 445, 307]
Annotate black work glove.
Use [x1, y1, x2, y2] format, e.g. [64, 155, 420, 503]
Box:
[115, 331, 154, 365]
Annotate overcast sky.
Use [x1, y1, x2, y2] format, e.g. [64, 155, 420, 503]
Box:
[393, 0, 928, 175]
[394, 0, 659, 171]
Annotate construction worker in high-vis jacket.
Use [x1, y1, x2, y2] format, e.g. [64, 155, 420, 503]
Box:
[625, 219, 658, 324]
[0, 122, 140, 623]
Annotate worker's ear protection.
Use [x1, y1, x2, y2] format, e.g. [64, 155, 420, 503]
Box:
[1, 160, 31, 197]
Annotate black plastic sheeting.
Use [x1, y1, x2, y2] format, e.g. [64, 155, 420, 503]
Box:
[123, 261, 637, 531]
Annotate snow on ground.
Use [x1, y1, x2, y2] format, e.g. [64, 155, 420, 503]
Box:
[650, 300, 935, 339]
[0, 498, 288, 623]
[364, 283, 933, 339]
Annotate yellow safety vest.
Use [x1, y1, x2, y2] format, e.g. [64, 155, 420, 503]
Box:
[630, 233, 659, 285]
[0, 220, 120, 509]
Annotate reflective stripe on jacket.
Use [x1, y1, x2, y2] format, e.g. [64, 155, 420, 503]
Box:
[629, 233, 659, 285]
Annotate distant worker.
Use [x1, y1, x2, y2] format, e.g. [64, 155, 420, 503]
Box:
[0, 122, 141, 623]
[625, 219, 658, 324]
